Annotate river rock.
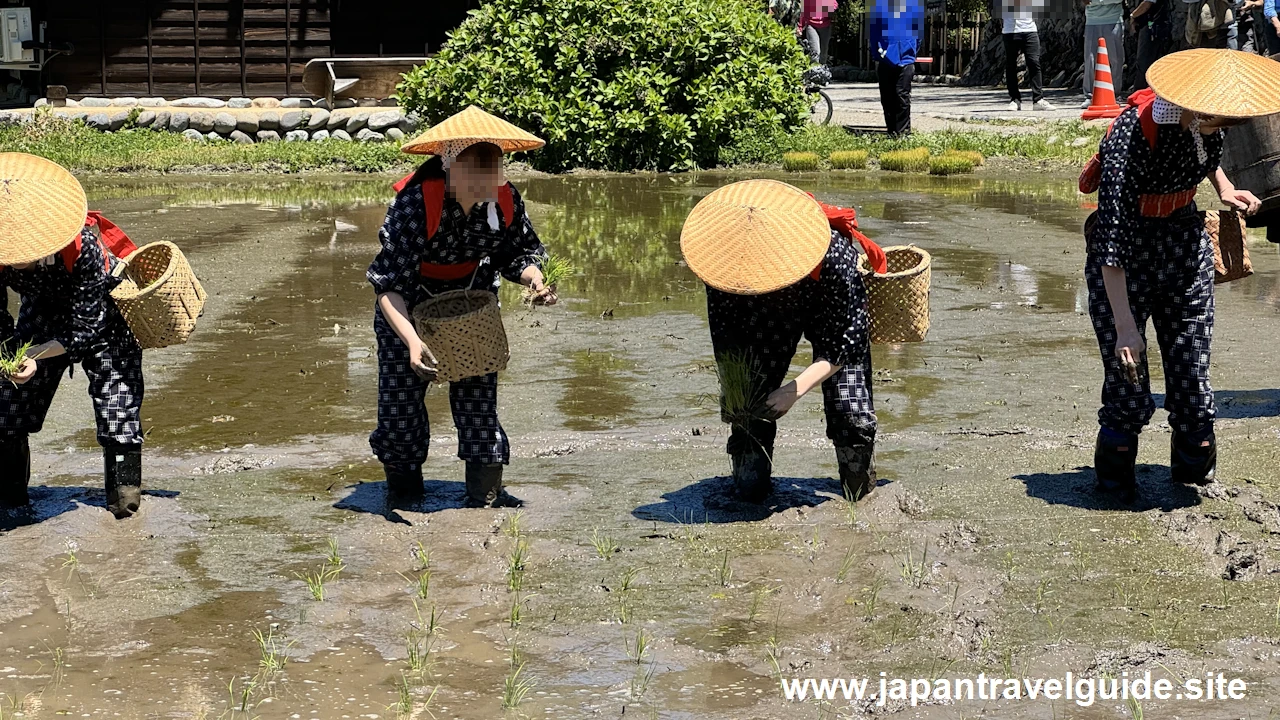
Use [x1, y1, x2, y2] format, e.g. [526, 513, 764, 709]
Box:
[135, 110, 156, 128]
[368, 110, 400, 132]
[256, 129, 281, 142]
[385, 127, 405, 142]
[111, 97, 138, 107]
[398, 115, 420, 134]
[280, 111, 307, 132]
[345, 111, 370, 134]
[181, 128, 206, 142]
[228, 97, 252, 109]
[236, 116, 259, 134]
[312, 98, 331, 110]
[355, 128, 384, 142]
[206, 131, 222, 142]
[171, 97, 225, 108]
[331, 129, 352, 141]
[251, 97, 281, 109]
[138, 97, 167, 107]
[258, 112, 280, 131]
[168, 111, 190, 132]
[151, 110, 170, 130]
[109, 112, 129, 131]
[310, 129, 331, 141]
[1070, 136, 1091, 147]
[80, 97, 112, 107]
[333, 98, 357, 109]
[86, 113, 111, 131]
[33, 98, 47, 108]
[285, 129, 310, 142]
[68, 110, 89, 123]
[306, 108, 330, 130]
[189, 112, 215, 133]
[326, 112, 346, 132]
[280, 97, 306, 108]
[213, 112, 237, 134]
[229, 129, 254, 144]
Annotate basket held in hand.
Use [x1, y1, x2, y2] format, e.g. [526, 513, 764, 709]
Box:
[110, 241, 207, 349]
[857, 245, 931, 344]
[411, 290, 510, 384]
[1203, 209, 1253, 284]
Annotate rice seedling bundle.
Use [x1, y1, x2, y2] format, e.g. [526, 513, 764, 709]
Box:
[944, 150, 985, 166]
[0, 340, 34, 384]
[829, 150, 869, 170]
[523, 253, 577, 306]
[716, 351, 770, 427]
[928, 155, 977, 176]
[782, 152, 822, 172]
[878, 147, 930, 173]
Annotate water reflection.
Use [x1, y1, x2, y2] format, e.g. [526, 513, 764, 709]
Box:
[557, 350, 638, 431]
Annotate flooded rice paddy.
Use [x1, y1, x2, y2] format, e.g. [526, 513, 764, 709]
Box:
[4, 169, 1280, 718]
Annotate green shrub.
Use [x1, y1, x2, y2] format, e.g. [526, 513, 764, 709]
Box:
[879, 147, 930, 172]
[782, 151, 821, 172]
[829, 149, 869, 170]
[929, 154, 976, 175]
[397, 0, 811, 172]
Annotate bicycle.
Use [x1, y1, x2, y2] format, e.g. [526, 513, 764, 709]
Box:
[800, 38, 834, 126]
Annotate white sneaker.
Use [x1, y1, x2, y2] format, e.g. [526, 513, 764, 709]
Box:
[1007, 100, 1021, 112]
[1080, 97, 1092, 109]
[1034, 99, 1057, 111]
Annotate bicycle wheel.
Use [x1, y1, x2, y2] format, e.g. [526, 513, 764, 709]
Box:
[808, 89, 833, 126]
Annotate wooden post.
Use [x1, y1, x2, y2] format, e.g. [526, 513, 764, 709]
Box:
[194, 0, 201, 95]
[146, 0, 154, 96]
[285, 0, 293, 97]
[941, 9, 948, 76]
[98, 3, 106, 95]
[240, 0, 247, 97]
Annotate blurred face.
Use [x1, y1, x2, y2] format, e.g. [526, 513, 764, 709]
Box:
[448, 145, 505, 201]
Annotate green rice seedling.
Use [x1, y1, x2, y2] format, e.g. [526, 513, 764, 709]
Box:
[828, 150, 869, 170]
[60, 540, 79, 571]
[928, 154, 976, 176]
[398, 568, 432, 600]
[748, 585, 778, 622]
[717, 551, 734, 588]
[860, 573, 886, 619]
[252, 625, 292, 675]
[503, 510, 525, 539]
[226, 676, 258, 714]
[507, 539, 530, 592]
[782, 151, 822, 172]
[509, 592, 536, 629]
[835, 545, 858, 584]
[413, 599, 444, 637]
[626, 627, 651, 664]
[590, 528, 619, 560]
[502, 662, 535, 709]
[617, 594, 633, 624]
[405, 628, 433, 676]
[0, 341, 35, 385]
[764, 625, 783, 679]
[618, 566, 641, 593]
[715, 351, 771, 429]
[326, 538, 342, 568]
[878, 147, 931, 173]
[1001, 549, 1017, 582]
[947, 149, 985, 166]
[899, 544, 929, 587]
[630, 661, 657, 701]
[1126, 694, 1144, 720]
[295, 564, 342, 602]
[539, 254, 577, 289]
[392, 672, 414, 716]
[411, 542, 430, 572]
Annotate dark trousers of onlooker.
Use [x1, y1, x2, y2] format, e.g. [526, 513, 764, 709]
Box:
[1134, 25, 1170, 90]
[1251, 9, 1280, 54]
[1003, 31, 1044, 104]
[877, 61, 914, 136]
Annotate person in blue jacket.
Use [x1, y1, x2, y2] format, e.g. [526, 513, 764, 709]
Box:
[870, 0, 924, 136]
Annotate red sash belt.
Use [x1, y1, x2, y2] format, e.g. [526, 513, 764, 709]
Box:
[420, 260, 480, 280]
[1138, 189, 1197, 218]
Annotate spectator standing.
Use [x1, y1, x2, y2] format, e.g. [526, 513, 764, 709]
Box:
[871, 0, 924, 135]
[1256, 0, 1280, 53]
[768, 0, 804, 29]
[799, 0, 839, 64]
[1001, 0, 1056, 110]
[1183, 0, 1236, 48]
[1131, 0, 1172, 88]
[1082, 0, 1126, 108]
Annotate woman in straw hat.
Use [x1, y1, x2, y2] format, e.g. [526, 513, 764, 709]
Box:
[1085, 49, 1280, 502]
[367, 106, 555, 508]
[0, 153, 146, 519]
[681, 179, 887, 503]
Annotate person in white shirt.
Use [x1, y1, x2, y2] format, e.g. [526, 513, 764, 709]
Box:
[1001, 0, 1056, 110]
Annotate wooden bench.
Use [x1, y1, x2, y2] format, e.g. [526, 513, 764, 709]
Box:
[302, 57, 430, 105]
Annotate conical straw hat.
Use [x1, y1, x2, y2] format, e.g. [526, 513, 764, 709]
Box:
[401, 105, 545, 156]
[1148, 49, 1280, 118]
[0, 153, 87, 265]
[680, 180, 831, 295]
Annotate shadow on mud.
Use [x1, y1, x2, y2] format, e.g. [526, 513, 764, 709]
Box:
[631, 474, 863, 524]
[334, 480, 471, 523]
[1213, 389, 1280, 420]
[1015, 466, 1201, 512]
[0, 486, 180, 532]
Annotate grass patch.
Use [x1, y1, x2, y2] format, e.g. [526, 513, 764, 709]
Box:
[829, 149, 869, 170]
[928, 154, 977, 176]
[879, 147, 931, 173]
[781, 151, 821, 172]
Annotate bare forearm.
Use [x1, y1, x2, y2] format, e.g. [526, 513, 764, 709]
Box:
[795, 360, 842, 397]
[1100, 266, 1136, 332]
[377, 292, 419, 350]
[1209, 167, 1234, 196]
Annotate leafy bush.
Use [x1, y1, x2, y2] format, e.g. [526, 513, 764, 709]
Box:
[782, 151, 822, 171]
[928, 154, 976, 175]
[829, 149, 869, 169]
[397, 0, 812, 172]
[879, 147, 931, 172]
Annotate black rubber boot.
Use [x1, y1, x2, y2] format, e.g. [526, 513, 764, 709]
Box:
[0, 435, 31, 509]
[730, 448, 773, 504]
[104, 445, 142, 519]
[464, 463, 521, 508]
[835, 445, 877, 501]
[1171, 427, 1217, 486]
[1094, 429, 1138, 504]
[385, 464, 425, 502]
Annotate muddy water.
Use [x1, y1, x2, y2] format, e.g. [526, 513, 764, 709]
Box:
[4, 170, 1280, 718]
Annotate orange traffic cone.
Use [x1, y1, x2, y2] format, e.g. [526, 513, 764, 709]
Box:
[1082, 38, 1123, 120]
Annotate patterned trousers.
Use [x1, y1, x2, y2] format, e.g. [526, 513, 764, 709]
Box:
[1086, 213, 1216, 436]
[0, 315, 144, 447]
[369, 304, 509, 468]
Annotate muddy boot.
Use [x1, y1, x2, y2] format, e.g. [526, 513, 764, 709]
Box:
[0, 435, 31, 509]
[464, 463, 522, 508]
[1171, 427, 1217, 486]
[104, 445, 143, 519]
[835, 445, 877, 501]
[730, 448, 772, 504]
[1094, 429, 1138, 504]
[385, 464, 425, 503]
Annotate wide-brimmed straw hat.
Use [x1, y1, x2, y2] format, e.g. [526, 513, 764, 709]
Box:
[401, 105, 545, 157]
[0, 153, 87, 266]
[1148, 49, 1280, 118]
[680, 179, 831, 295]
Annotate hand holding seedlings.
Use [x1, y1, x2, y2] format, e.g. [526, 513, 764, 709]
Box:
[0, 341, 39, 386]
[1114, 327, 1145, 385]
[522, 254, 575, 306]
[411, 342, 439, 383]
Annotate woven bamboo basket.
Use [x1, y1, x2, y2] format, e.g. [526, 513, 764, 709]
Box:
[110, 241, 207, 349]
[411, 290, 509, 383]
[857, 245, 931, 344]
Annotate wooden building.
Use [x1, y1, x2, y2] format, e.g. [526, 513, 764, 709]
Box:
[22, 0, 479, 98]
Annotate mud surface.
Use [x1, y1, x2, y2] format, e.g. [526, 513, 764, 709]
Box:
[3, 171, 1280, 718]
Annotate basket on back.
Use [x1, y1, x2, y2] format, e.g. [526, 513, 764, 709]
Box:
[110, 241, 207, 349]
[857, 245, 931, 344]
[411, 290, 510, 383]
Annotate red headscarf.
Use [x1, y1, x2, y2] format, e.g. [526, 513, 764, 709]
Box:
[806, 194, 888, 278]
